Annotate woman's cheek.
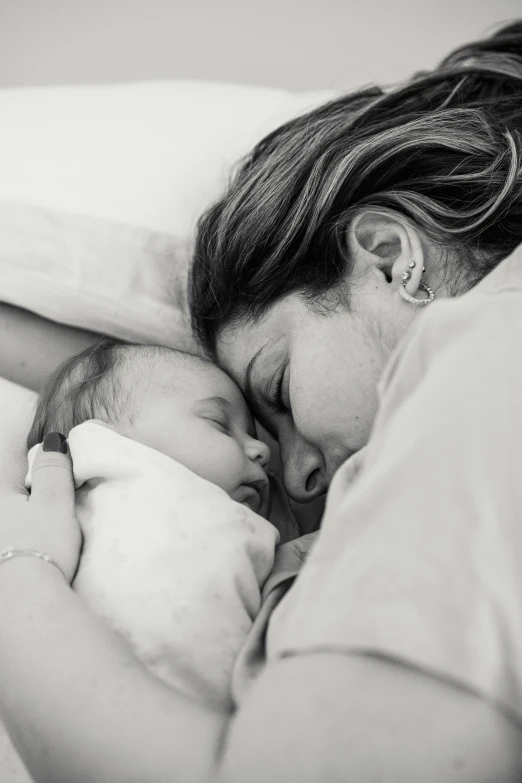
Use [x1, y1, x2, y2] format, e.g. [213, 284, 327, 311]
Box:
[289, 357, 329, 428]
[290, 368, 327, 444]
[292, 357, 353, 449]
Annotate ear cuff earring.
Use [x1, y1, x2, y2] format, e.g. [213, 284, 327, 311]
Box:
[399, 265, 434, 307]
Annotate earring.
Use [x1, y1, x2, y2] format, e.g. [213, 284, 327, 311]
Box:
[399, 279, 435, 306]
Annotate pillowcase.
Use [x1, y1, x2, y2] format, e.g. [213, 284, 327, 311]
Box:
[0, 80, 335, 345]
[0, 200, 195, 349]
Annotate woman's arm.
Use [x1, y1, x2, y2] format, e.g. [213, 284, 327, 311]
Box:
[0, 558, 225, 783]
[0, 559, 518, 783]
[0, 303, 101, 390]
[0, 443, 519, 783]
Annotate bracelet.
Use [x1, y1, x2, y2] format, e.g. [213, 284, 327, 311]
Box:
[0, 547, 68, 583]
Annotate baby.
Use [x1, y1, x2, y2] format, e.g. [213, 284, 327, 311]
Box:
[28, 339, 272, 515]
[26, 339, 287, 709]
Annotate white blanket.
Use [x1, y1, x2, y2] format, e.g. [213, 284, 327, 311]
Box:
[27, 421, 278, 709]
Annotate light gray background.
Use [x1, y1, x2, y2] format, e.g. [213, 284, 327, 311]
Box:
[0, 0, 519, 92]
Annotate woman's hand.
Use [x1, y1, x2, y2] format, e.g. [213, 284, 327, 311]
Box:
[0, 433, 81, 583]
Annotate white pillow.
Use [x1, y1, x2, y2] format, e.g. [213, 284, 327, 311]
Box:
[0, 81, 335, 345]
[0, 200, 195, 348]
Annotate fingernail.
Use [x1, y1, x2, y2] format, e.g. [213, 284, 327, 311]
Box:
[42, 432, 68, 454]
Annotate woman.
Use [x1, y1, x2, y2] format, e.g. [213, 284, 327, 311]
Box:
[190, 21, 522, 502]
[0, 22, 522, 783]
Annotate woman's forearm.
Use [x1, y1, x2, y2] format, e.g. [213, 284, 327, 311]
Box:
[0, 556, 519, 783]
[0, 558, 226, 783]
[0, 303, 101, 391]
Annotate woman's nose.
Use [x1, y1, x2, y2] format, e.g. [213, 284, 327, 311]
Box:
[245, 437, 271, 469]
[279, 430, 326, 503]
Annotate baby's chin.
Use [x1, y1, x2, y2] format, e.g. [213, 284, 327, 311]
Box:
[232, 485, 271, 519]
[255, 493, 272, 520]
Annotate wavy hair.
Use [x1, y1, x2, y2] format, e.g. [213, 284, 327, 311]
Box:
[190, 22, 522, 355]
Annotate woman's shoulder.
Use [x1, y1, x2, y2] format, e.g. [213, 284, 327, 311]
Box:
[413, 244, 522, 350]
[379, 283, 522, 400]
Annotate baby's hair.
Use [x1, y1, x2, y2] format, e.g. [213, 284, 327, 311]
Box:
[27, 339, 207, 450]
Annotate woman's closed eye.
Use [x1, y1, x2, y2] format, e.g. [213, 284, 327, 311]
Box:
[267, 364, 290, 417]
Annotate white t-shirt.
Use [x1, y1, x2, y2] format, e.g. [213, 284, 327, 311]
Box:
[263, 245, 522, 726]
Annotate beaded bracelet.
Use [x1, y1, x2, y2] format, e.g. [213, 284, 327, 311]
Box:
[0, 547, 68, 583]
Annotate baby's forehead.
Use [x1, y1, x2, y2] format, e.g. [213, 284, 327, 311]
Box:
[141, 349, 245, 404]
[132, 351, 256, 433]
[190, 364, 250, 413]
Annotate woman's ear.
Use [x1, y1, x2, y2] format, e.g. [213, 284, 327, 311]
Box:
[348, 210, 426, 296]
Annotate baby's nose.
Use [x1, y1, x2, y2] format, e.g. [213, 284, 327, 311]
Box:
[246, 437, 271, 469]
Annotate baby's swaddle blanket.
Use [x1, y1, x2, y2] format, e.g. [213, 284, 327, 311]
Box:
[27, 421, 278, 709]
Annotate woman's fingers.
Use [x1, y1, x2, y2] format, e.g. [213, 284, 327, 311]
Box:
[0, 433, 81, 583]
[30, 433, 75, 514]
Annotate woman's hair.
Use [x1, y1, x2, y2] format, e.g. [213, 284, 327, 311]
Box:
[190, 21, 522, 356]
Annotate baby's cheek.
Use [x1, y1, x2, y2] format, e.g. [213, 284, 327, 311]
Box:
[202, 440, 245, 496]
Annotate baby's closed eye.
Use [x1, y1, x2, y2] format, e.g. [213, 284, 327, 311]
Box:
[207, 417, 230, 434]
